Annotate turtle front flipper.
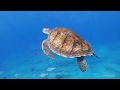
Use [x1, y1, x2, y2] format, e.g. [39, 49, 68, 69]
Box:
[77, 56, 87, 72]
[42, 39, 54, 59]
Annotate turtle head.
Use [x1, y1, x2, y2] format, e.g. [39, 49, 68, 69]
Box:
[42, 28, 51, 34]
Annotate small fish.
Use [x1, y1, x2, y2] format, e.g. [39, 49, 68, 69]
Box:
[40, 73, 48, 77]
[47, 67, 57, 71]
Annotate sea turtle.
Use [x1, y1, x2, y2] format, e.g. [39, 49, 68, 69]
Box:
[42, 27, 98, 72]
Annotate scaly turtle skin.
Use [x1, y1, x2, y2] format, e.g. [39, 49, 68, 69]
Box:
[42, 27, 98, 72]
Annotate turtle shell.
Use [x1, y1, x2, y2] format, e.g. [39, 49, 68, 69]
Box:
[47, 27, 93, 58]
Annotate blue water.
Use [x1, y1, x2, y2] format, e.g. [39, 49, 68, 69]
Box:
[0, 11, 120, 79]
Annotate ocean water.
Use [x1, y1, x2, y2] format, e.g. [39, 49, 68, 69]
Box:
[0, 11, 120, 79]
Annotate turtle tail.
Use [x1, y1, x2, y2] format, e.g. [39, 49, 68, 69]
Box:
[91, 53, 107, 60]
[93, 53, 99, 58]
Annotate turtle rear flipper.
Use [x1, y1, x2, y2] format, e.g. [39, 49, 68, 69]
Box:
[42, 40, 54, 59]
[77, 56, 87, 72]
